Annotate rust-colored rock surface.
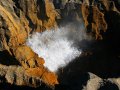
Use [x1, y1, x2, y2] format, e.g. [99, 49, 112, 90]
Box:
[0, 0, 120, 89]
[81, 0, 120, 39]
[0, 0, 58, 87]
[17, 0, 58, 32]
[81, 4, 107, 39]
[13, 46, 45, 68]
[0, 64, 58, 87]
[55, 0, 120, 39]
[26, 68, 58, 86]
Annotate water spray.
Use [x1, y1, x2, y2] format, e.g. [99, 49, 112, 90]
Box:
[26, 23, 90, 72]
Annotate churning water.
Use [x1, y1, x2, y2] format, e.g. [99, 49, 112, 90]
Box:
[26, 24, 90, 72]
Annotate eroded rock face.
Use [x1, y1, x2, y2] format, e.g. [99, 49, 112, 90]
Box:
[56, 0, 119, 39]
[0, 0, 58, 87]
[0, 0, 120, 89]
[81, 4, 107, 39]
[0, 0, 28, 52]
[81, 0, 120, 39]
[0, 64, 58, 87]
[0, 0, 58, 52]
[17, 0, 58, 32]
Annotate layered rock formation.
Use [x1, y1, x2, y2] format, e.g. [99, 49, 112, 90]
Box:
[0, 0, 58, 87]
[81, 0, 120, 39]
[0, 0, 120, 89]
[56, 0, 120, 39]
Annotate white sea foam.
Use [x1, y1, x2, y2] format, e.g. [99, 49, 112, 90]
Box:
[26, 24, 89, 72]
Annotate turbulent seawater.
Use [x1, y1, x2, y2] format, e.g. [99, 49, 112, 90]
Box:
[26, 24, 90, 72]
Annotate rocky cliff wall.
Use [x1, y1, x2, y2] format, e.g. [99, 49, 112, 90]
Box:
[0, 0, 120, 89]
[0, 0, 58, 87]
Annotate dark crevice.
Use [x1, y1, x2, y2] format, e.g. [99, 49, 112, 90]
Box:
[13, 0, 22, 10]
[4, 31, 9, 44]
[13, 6, 20, 17]
[86, 6, 93, 33]
[37, 0, 49, 21]
[0, 50, 20, 66]
[0, 82, 51, 90]
[113, 0, 120, 11]
[29, 77, 33, 85]
[53, 0, 62, 9]
[25, 15, 36, 33]
[13, 74, 17, 84]
[12, 0, 21, 17]
[57, 71, 89, 90]
[98, 81, 119, 90]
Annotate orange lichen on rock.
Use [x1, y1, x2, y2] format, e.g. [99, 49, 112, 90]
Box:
[14, 45, 58, 86]
[13, 46, 44, 68]
[25, 67, 45, 77]
[26, 67, 59, 86]
[42, 71, 59, 86]
[13, 45, 58, 86]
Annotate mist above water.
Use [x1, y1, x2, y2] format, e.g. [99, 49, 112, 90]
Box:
[26, 23, 91, 72]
